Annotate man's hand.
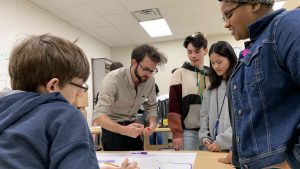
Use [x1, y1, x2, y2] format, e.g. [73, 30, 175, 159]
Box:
[93, 115, 144, 138]
[93, 117, 102, 126]
[123, 123, 144, 138]
[143, 122, 156, 136]
[172, 137, 183, 150]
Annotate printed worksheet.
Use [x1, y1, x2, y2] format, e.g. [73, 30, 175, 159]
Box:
[96, 152, 196, 169]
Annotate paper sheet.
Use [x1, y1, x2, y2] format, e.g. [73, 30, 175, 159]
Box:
[96, 152, 196, 169]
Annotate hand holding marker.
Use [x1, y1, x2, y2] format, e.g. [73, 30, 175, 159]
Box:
[98, 160, 120, 167]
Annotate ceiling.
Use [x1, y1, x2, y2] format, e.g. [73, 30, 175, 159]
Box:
[28, 0, 226, 47]
[28, 0, 297, 47]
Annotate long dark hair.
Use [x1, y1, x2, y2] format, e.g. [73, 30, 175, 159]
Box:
[208, 41, 237, 90]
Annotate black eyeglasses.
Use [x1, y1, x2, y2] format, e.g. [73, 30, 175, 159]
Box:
[222, 4, 245, 23]
[69, 81, 88, 93]
[138, 63, 158, 75]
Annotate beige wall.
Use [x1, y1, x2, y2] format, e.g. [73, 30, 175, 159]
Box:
[284, 0, 300, 10]
[111, 33, 245, 96]
[0, 0, 111, 126]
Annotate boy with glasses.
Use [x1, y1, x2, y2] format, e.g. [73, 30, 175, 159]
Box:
[217, 0, 300, 168]
[93, 44, 167, 151]
[0, 34, 139, 169]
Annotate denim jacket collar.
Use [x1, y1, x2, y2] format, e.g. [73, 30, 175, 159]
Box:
[240, 9, 286, 65]
[248, 9, 286, 41]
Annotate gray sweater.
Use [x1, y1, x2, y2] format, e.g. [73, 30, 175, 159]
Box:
[198, 80, 232, 150]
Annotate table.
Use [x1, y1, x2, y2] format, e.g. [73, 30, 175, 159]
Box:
[96, 151, 234, 169]
[194, 151, 234, 169]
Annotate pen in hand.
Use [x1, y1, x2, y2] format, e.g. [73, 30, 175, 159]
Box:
[100, 159, 139, 169]
[99, 160, 120, 168]
[103, 162, 120, 167]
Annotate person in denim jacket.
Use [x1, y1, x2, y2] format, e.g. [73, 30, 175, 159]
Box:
[216, 0, 300, 168]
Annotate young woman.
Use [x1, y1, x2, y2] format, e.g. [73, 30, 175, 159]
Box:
[199, 41, 237, 152]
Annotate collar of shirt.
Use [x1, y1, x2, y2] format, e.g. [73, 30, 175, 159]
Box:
[248, 9, 286, 41]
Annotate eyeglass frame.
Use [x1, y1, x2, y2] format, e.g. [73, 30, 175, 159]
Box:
[222, 3, 245, 23]
[138, 62, 158, 75]
[69, 81, 89, 93]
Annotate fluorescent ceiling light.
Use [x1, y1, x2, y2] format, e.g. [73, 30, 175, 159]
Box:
[139, 19, 172, 37]
[273, 0, 286, 10]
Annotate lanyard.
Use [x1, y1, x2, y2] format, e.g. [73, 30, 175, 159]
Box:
[214, 87, 227, 138]
[196, 69, 205, 102]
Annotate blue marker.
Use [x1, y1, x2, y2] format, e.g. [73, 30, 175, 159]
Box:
[130, 151, 148, 155]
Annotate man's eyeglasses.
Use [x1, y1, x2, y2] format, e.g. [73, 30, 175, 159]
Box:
[138, 63, 158, 75]
[69, 81, 89, 93]
[222, 4, 245, 23]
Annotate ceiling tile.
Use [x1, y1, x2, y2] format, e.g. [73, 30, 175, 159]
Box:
[119, 0, 157, 11]
[48, 8, 76, 24]
[29, 0, 55, 11]
[44, 0, 84, 8]
[103, 12, 136, 25]
[57, 4, 99, 20]
[87, 0, 128, 16]
[83, 0, 107, 3]
[80, 17, 111, 28]
[154, 0, 195, 7]
[91, 26, 120, 36]
[103, 34, 129, 43]
[114, 23, 144, 34]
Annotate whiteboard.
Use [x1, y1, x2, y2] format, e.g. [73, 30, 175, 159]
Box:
[96, 152, 196, 169]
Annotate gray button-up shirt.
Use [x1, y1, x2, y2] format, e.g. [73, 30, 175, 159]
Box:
[93, 67, 157, 122]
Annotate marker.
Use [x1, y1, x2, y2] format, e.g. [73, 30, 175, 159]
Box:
[130, 151, 148, 155]
[98, 160, 120, 168]
[103, 162, 120, 167]
[98, 160, 115, 163]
